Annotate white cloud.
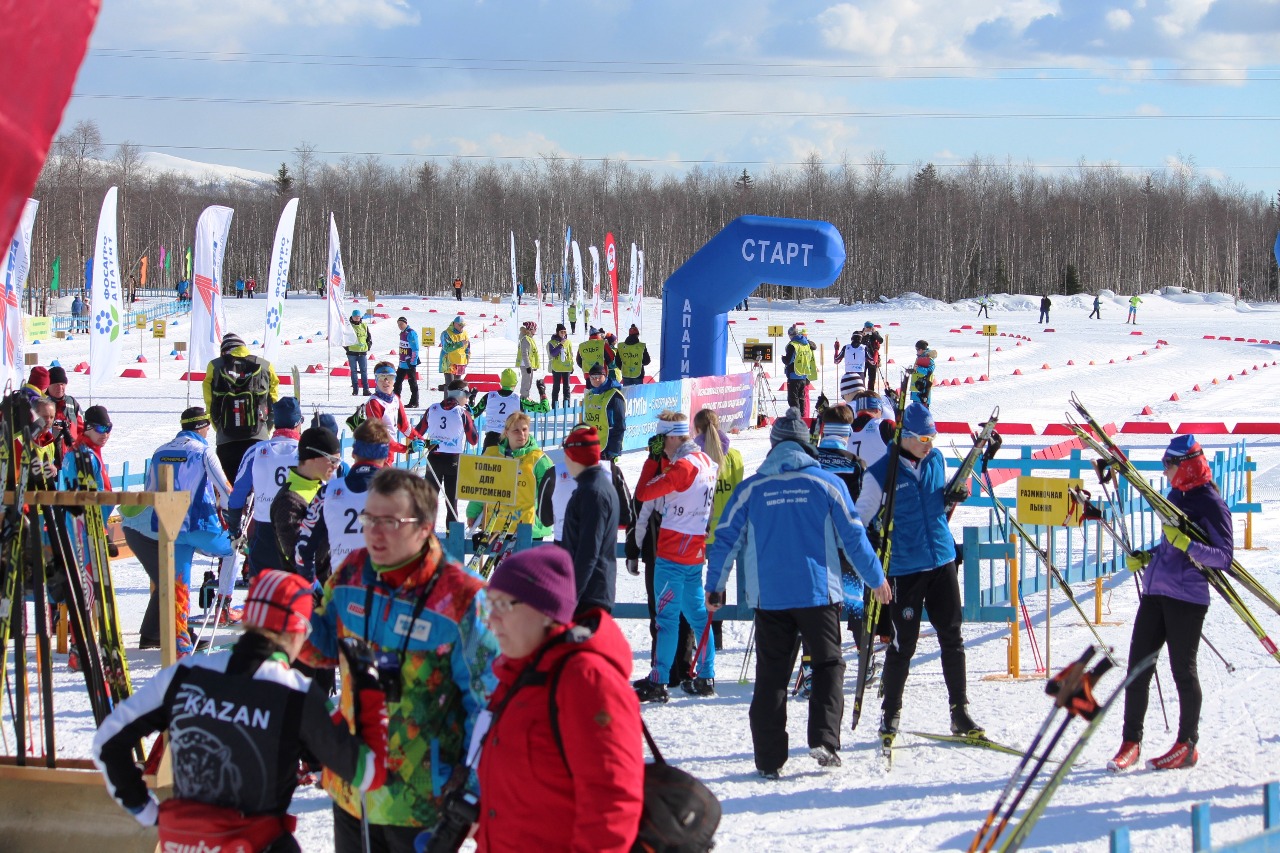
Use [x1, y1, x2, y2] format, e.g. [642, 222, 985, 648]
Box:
[1106, 9, 1133, 30]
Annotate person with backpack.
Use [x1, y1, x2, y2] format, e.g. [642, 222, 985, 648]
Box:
[472, 545, 643, 852]
[781, 324, 817, 416]
[910, 340, 936, 408]
[346, 311, 373, 396]
[229, 397, 303, 583]
[92, 569, 389, 853]
[204, 332, 281, 479]
[417, 379, 479, 523]
[394, 317, 420, 409]
[472, 368, 549, 451]
[1039, 294, 1052, 324]
[546, 324, 575, 409]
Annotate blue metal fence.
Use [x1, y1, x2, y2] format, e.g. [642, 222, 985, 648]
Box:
[52, 299, 191, 335]
[1108, 781, 1279, 852]
[956, 442, 1259, 623]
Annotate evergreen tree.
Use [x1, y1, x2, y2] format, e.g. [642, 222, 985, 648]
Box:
[274, 163, 293, 196]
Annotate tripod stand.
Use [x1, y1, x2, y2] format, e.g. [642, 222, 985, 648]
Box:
[752, 357, 779, 426]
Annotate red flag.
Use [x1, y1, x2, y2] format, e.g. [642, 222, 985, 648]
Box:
[605, 232, 619, 337]
[0, 0, 100, 250]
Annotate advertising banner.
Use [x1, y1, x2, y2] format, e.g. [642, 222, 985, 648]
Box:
[687, 372, 754, 432]
[620, 378, 689, 453]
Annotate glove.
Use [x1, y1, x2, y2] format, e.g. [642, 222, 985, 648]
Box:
[524, 367, 532, 375]
[1162, 523, 1192, 552]
[409, 438, 426, 454]
[127, 796, 159, 827]
[226, 508, 244, 541]
[647, 434, 665, 460]
[1126, 551, 1152, 572]
[339, 637, 383, 694]
[472, 531, 489, 553]
[107, 542, 120, 558]
[625, 558, 640, 576]
[535, 379, 546, 396]
[338, 638, 389, 790]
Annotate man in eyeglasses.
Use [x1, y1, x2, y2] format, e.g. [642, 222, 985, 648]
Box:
[300, 467, 499, 852]
[855, 402, 982, 749]
[268, 426, 342, 578]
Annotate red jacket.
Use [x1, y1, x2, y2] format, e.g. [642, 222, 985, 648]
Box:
[476, 610, 644, 853]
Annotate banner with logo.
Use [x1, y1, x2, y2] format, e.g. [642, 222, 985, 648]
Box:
[688, 372, 754, 433]
[260, 197, 298, 363]
[88, 188, 124, 396]
[605, 232, 618, 338]
[327, 213, 356, 347]
[588, 245, 601, 330]
[571, 240, 586, 329]
[505, 230, 519, 341]
[1, 198, 38, 394]
[620, 378, 689, 453]
[189, 204, 234, 369]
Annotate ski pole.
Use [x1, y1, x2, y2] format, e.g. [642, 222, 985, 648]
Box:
[1201, 635, 1236, 673]
[738, 622, 756, 684]
[689, 617, 713, 682]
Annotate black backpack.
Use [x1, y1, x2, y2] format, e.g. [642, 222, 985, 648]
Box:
[209, 355, 271, 440]
[547, 647, 720, 852]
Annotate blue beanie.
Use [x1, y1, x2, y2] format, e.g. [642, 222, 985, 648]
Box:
[902, 403, 936, 438]
[272, 396, 302, 428]
[311, 411, 340, 435]
[1164, 434, 1201, 462]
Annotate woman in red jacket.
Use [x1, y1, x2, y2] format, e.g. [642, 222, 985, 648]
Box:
[476, 545, 644, 852]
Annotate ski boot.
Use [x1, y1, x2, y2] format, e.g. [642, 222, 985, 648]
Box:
[1147, 740, 1198, 770]
[67, 648, 81, 672]
[633, 676, 669, 704]
[680, 677, 715, 697]
[352, 388, 359, 396]
[757, 768, 781, 781]
[950, 703, 985, 738]
[218, 595, 243, 627]
[1107, 740, 1141, 772]
[879, 710, 900, 754]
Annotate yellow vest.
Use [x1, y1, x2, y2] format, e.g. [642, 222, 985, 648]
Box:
[578, 339, 606, 372]
[618, 341, 647, 378]
[582, 386, 619, 447]
[445, 330, 470, 366]
[549, 337, 574, 372]
[791, 342, 816, 378]
[349, 322, 370, 353]
[479, 444, 545, 531]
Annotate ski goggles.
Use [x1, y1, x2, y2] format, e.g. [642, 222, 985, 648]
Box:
[1163, 447, 1203, 466]
[903, 431, 934, 444]
[86, 422, 112, 434]
[374, 365, 397, 377]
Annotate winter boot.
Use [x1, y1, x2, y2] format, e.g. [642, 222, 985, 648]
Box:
[362, 387, 371, 396]
[407, 398, 419, 409]
[1148, 740, 1198, 770]
[351, 387, 359, 396]
[950, 704, 985, 737]
[633, 675, 669, 704]
[680, 677, 715, 697]
[1107, 740, 1141, 772]
[809, 745, 842, 768]
[218, 596, 243, 627]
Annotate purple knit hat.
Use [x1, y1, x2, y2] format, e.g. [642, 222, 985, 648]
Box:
[488, 544, 578, 625]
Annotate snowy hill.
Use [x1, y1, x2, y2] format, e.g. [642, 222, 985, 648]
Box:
[137, 151, 273, 187]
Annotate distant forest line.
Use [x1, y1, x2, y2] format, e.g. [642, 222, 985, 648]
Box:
[27, 119, 1280, 310]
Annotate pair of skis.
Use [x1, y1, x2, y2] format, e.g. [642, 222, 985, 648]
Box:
[1066, 394, 1280, 663]
[969, 646, 1157, 853]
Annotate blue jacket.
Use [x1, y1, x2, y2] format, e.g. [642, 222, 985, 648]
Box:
[1142, 484, 1232, 606]
[706, 441, 884, 611]
[857, 447, 955, 576]
[398, 327, 421, 370]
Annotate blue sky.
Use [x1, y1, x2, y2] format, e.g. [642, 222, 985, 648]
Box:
[64, 0, 1280, 194]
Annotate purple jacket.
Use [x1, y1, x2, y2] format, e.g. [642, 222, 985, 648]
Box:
[1142, 484, 1233, 606]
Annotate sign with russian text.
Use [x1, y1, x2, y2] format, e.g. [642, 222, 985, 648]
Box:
[458, 455, 517, 504]
[688, 372, 754, 433]
[1016, 476, 1083, 527]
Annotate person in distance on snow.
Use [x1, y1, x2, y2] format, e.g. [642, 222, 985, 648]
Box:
[618, 324, 652, 386]
[515, 320, 542, 398]
[706, 408, 890, 777]
[92, 569, 389, 853]
[781, 323, 818, 416]
[471, 545, 644, 852]
[834, 330, 866, 396]
[394, 316, 420, 408]
[345, 310, 373, 396]
[1108, 434, 1232, 772]
[855, 403, 982, 746]
[1039, 294, 1052, 324]
[546, 323, 575, 409]
[859, 321, 884, 392]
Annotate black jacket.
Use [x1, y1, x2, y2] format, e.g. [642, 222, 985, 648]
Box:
[93, 632, 369, 817]
[563, 464, 620, 614]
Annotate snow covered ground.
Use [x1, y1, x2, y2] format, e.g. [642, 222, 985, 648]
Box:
[19, 285, 1280, 851]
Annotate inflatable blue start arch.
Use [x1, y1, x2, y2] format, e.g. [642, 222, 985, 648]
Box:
[659, 215, 846, 381]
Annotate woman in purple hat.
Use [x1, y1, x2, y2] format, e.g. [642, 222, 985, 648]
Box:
[1108, 434, 1232, 772]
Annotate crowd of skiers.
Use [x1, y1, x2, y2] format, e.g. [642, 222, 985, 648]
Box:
[0, 300, 1213, 850]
